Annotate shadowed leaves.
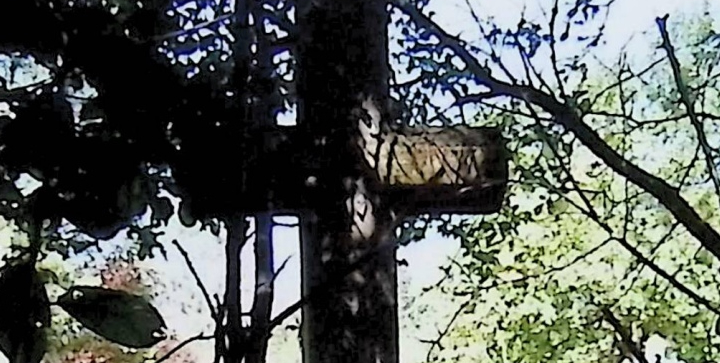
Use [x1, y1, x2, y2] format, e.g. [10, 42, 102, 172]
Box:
[0, 258, 50, 363]
[57, 286, 167, 349]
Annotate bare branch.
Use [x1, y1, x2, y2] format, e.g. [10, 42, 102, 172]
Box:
[548, 0, 566, 99]
[272, 255, 292, 283]
[461, 0, 516, 84]
[391, 0, 720, 262]
[267, 236, 398, 331]
[420, 299, 471, 361]
[589, 57, 663, 109]
[656, 14, 720, 204]
[599, 306, 649, 363]
[171, 239, 217, 320]
[525, 102, 720, 315]
[154, 334, 214, 363]
[462, 237, 613, 295]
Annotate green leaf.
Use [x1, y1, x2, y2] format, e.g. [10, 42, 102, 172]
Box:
[127, 226, 165, 260]
[178, 200, 196, 227]
[149, 196, 174, 225]
[696, 249, 714, 267]
[79, 100, 105, 121]
[0, 259, 50, 363]
[578, 98, 592, 114]
[541, 140, 555, 160]
[0, 181, 23, 202]
[549, 199, 570, 214]
[57, 286, 167, 348]
[397, 222, 427, 246]
[200, 218, 221, 236]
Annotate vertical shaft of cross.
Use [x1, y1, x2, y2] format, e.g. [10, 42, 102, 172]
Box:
[296, 1, 400, 363]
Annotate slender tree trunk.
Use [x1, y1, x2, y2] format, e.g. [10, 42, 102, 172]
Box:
[244, 2, 279, 361]
[224, 215, 249, 363]
[225, 0, 251, 361]
[297, 1, 400, 363]
[246, 213, 274, 363]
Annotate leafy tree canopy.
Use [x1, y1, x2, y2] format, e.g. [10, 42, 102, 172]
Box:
[395, 2, 720, 363]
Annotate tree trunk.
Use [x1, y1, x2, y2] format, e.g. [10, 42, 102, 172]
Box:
[246, 213, 274, 363]
[225, 0, 251, 360]
[224, 215, 249, 363]
[297, 1, 400, 363]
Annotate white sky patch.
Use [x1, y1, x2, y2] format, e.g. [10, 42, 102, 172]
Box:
[13, 173, 42, 197]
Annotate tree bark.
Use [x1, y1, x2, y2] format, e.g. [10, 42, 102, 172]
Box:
[297, 1, 400, 363]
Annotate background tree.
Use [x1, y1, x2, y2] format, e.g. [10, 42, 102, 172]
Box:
[390, 1, 720, 362]
[0, 0, 295, 361]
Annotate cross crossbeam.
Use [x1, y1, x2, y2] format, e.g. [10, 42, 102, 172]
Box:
[240, 122, 508, 214]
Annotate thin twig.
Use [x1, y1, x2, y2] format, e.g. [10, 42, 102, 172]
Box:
[599, 306, 650, 363]
[172, 239, 217, 319]
[273, 221, 299, 228]
[526, 102, 720, 316]
[461, 0, 516, 84]
[589, 58, 664, 109]
[154, 334, 214, 363]
[420, 299, 471, 361]
[468, 237, 612, 295]
[271, 255, 292, 284]
[656, 14, 720, 206]
[267, 238, 397, 331]
[151, 14, 233, 42]
[548, 0, 566, 98]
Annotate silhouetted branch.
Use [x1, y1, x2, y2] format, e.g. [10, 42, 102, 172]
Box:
[224, 215, 250, 363]
[548, 0, 566, 98]
[419, 299, 470, 361]
[171, 239, 217, 320]
[656, 14, 720, 205]
[272, 255, 292, 283]
[154, 334, 214, 363]
[273, 220, 299, 228]
[391, 0, 720, 263]
[267, 238, 397, 331]
[529, 108, 720, 316]
[589, 58, 664, 108]
[599, 306, 649, 363]
[246, 213, 274, 363]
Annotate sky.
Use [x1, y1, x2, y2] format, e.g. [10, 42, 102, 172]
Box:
[0, 0, 718, 363]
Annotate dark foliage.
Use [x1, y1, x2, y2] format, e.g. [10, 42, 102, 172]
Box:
[0, 0, 293, 246]
[0, 258, 50, 363]
[57, 286, 167, 348]
[0, 1, 297, 362]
